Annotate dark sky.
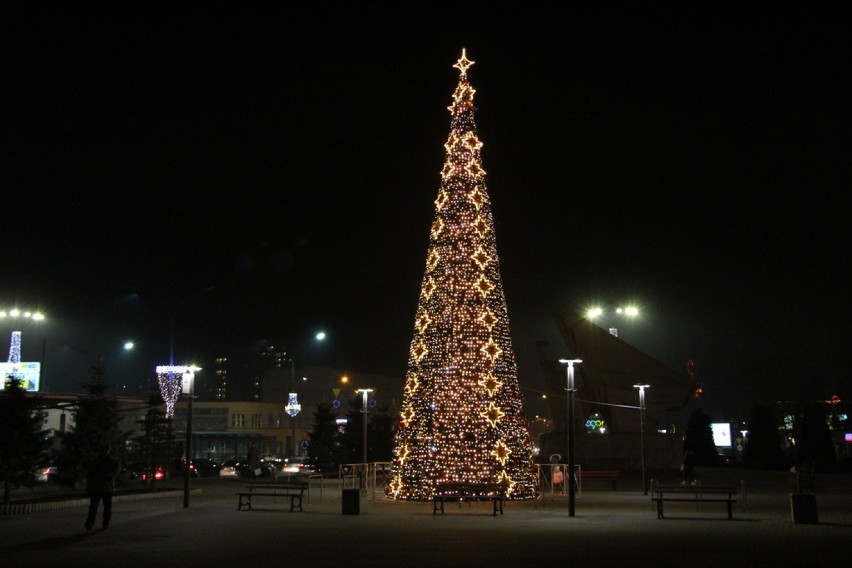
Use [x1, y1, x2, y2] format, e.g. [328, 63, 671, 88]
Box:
[2, 5, 849, 424]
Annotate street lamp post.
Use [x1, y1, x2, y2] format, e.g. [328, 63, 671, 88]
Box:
[283, 332, 326, 457]
[284, 357, 301, 457]
[65, 342, 135, 383]
[558, 359, 582, 517]
[182, 367, 199, 508]
[634, 384, 650, 495]
[356, 389, 373, 464]
[356, 388, 373, 490]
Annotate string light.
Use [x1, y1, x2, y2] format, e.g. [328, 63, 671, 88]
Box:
[389, 50, 538, 501]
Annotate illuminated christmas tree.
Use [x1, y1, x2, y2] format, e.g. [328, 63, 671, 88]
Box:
[389, 50, 538, 501]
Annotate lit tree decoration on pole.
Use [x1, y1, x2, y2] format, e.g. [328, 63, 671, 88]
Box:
[156, 365, 189, 418]
[389, 49, 538, 501]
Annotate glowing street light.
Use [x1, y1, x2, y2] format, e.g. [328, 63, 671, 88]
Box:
[585, 304, 640, 337]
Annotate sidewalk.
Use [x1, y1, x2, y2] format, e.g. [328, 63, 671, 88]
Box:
[2, 470, 850, 568]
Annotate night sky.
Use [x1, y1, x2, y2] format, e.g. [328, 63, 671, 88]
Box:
[2, 5, 848, 425]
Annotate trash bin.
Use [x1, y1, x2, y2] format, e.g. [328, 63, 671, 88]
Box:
[790, 493, 818, 524]
[342, 488, 360, 515]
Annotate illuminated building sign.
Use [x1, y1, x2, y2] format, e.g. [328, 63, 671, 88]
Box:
[711, 423, 732, 447]
[1, 362, 41, 391]
[585, 412, 608, 433]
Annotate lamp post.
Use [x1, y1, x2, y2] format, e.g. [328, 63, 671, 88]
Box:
[558, 358, 582, 517]
[356, 388, 373, 464]
[283, 331, 326, 456]
[634, 383, 650, 495]
[161, 286, 216, 417]
[182, 367, 200, 508]
[284, 357, 301, 457]
[356, 388, 373, 490]
[65, 341, 135, 383]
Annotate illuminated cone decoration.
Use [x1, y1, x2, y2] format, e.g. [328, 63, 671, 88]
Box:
[389, 50, 538, 500]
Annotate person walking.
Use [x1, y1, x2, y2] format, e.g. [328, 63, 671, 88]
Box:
[681, 449, 697, 485]
[85, 445, 122, 531]
[549, 454, 565, 495]
[247, 442, 260, 479]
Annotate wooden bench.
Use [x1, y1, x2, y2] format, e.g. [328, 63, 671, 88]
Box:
[579, 470, 619, 490]
[651, 483, 739, 520]
[432, 482, 506, 516]
[236, 481, 308, 512]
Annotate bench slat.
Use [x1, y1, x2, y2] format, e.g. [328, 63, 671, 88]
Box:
[433, 483, 506, 516]
[651, 484, 738, 520]
[236, 482, 308, 512]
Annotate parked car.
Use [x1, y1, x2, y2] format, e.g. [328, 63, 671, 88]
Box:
[191, 458, 221, 477]
[125, 463, 168, 481]
[174, 458, 221, 478]
[32, 461, 58, 483]
[280, 456, 317, 475]
[219, 458, 276, 479]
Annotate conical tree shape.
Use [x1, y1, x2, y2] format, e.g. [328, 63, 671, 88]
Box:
[389, 50, 537, 500]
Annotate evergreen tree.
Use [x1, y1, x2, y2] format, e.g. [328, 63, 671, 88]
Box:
[742, 405, 787, 470]
[129, 392, 176, 487]
[390, 50, 537, 500]
[0, 378, 50, 505]
[307, 402, 340, 474]
[796, 402, 837, 472]
[337, 396, 364, 465]
[370, 404, 395, 463]
[56, 364, 126, 488]
[683, 408, 720, 467]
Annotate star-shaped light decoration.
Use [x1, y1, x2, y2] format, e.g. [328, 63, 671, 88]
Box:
[475, 273, 495, 298]
[478, 308, 497, 331]
[444, 132, 460, 154]
[413, 340, 429, 362]
[435, 190, 450, 210]
[427, 249, 440, 271]
[472, 216, 490, 239]
[478, 371, 503, 397]
[440, 161, 456, 180]
[389, 476, 404, 498]
[452, 83, 476, 106]
[396, 443, 412, 464]
[465, 160, 486, 180]
[422, 277, 436, 299]
[403, 372, 419, 395]
[481, 336, 503, 362]
[430, 218, 444, 239]
[496, 470, 515, 495]
[416, 311, 432, 334]
[453, 48, 475, 75]
[463, 131, 483, 153]
[467, 186, 487, 209]
[481, 401, 506, 427]
[491, 439, 512, 466]
[400, 404, 416, 426]
[471, 246, 491, 270]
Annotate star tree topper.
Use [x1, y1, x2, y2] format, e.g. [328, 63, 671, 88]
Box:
[453, 48, 475, 75]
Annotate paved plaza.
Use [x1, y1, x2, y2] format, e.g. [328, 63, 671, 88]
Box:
[2, 469, 850, 568]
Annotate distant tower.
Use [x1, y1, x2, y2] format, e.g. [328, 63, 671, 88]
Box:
[389, 50, 538, 501]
